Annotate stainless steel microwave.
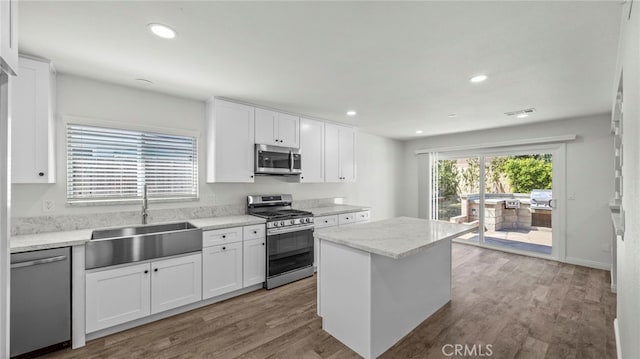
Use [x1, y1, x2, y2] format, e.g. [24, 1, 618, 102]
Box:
[255, 144, 302, 175]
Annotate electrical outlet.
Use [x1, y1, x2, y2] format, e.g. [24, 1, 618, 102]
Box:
[42, 200, 55, 213]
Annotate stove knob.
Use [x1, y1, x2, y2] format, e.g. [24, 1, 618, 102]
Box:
[290, 219, 295, 225]
[272, 222, 279, 227]
[280, 221, 285, 226]
[307, 218, 312, 223]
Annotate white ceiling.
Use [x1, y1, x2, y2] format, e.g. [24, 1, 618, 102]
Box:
[18, 1, 621, 140]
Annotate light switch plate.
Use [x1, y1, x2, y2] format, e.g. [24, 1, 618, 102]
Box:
[42, 199, 55, 213]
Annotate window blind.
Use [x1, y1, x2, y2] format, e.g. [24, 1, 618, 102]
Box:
[67, 124, 198, 203]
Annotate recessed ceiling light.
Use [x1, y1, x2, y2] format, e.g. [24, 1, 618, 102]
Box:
[148, 23, 176, 39]
[416, 130, 423, 134]
[447, 114, 457, 118]
[346, 110, 357, 116]
[517, 113, 529, 119]
[469, 74, 488, 83]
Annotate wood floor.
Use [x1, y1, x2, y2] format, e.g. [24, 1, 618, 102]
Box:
[44, 243, 616, 359]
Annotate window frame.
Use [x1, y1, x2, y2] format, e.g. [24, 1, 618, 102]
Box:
[65, 117, 200, 206]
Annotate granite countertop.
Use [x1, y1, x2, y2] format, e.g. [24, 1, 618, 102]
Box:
[187, 215, 265, 231]
[315, 217, 476, 259]
[10, 214, 265, 253]
[308, 204, 370, 217]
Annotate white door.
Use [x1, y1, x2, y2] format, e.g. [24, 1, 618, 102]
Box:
[151, 253, 202, 314]
[255, 108, 278, 146]
[277, 112, 300, 148]
[202, 242, 243, 299]
[339, 126, 356, 182]
[324, 123, 341, 182]
[85, 263, 151, 333]
[207, 98, 255, 183]
[299, 118, 324, 183]
[243, 238, 266, 287]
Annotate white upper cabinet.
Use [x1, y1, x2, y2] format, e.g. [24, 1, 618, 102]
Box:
[299, 118, 324, 183]
[255, 108, 300, 148]
[206, 98, 255, 183]
[325, 123, 357, 183]
[12, 56, 56, 183]
[0, 0, 18, 75]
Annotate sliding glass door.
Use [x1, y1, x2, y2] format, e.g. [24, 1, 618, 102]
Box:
[430, 145, 564, 259]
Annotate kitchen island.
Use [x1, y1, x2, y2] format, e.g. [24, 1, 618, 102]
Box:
[315, 217, 476, 359]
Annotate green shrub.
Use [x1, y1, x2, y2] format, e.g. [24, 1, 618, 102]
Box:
[503, 158, 552, 193]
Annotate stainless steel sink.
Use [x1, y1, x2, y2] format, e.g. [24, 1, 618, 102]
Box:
[85, 222, 202, 269]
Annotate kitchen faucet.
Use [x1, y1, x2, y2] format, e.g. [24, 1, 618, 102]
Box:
[142, 184, 149, 225]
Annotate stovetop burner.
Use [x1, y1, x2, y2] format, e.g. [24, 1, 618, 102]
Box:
[247, 194, 314, 227]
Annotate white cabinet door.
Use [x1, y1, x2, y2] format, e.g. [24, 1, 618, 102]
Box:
[324, 123, 341, 182]
[206, 98, 255, 183]
[255, 108, 300, 148]
[12, 56, 56, 183]
[202, 242, 243, 299]
[255, 108, 278, 146]
[243, 237, 266, 287]
[0, 0, 18, 75]
[339, 126, 357, 182]
[86, 263, 151, 333]
[277, 112, 300, 148]
[151, 253, 202, 314]
[324, 123, 356, 183]
[299, 118, 324, 183]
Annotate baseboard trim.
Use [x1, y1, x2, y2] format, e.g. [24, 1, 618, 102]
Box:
[564, 256, 610, 270]
[614, 318, 622, 359]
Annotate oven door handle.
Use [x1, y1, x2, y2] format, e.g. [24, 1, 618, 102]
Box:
[268, 225, 314, 236]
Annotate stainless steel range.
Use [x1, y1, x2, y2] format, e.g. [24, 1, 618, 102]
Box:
[247, 194, 314, 289]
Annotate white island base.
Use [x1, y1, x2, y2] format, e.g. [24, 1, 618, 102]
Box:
[318, 237, 452, 359]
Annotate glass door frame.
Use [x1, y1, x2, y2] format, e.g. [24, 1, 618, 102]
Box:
[433, 143, 566, 262]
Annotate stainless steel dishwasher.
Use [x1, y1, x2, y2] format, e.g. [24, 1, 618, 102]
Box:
[10, 247, 71, 358]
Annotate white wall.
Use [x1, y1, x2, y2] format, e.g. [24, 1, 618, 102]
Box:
[11, 74, 404, 221]
[615, 2, 640, 357]
[400, 115, 614, 269]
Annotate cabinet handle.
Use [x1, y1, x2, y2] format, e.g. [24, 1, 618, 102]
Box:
[222, 235, 226, 239]
[301, 176, 304, 179]
[144, 270, 149, 274]
[154, 268, 158, 272]
[222, 246, 226, 250]
[253, 230, 257, 234]
[38, 172, 44, 177]
[324, 220, 328, 223]
[262, 243, 265, 246]
[250, 175, 254, 179]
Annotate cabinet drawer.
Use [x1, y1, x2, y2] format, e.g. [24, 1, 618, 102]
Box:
[338, 213, 357, 226]
[315, 215, 338, 229]
[243, 224, 265, 240]
[203, 227, 243, 247]
[354, 210, 370, 222]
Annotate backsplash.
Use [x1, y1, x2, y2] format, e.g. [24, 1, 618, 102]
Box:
[11, 198, 337, 235]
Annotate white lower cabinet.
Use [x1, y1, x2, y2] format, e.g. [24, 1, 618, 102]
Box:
[86, 262, 151, 333]
[243, 237, 266, 288]
[202, 241, 243, 299]
[313, 211, 370, 269]
[86, 253, 202, 333]
[150, 254, 202, 314]
[202, 224, 266, 298]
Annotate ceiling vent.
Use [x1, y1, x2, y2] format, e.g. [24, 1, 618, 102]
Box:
[504, 108, 536, 116]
